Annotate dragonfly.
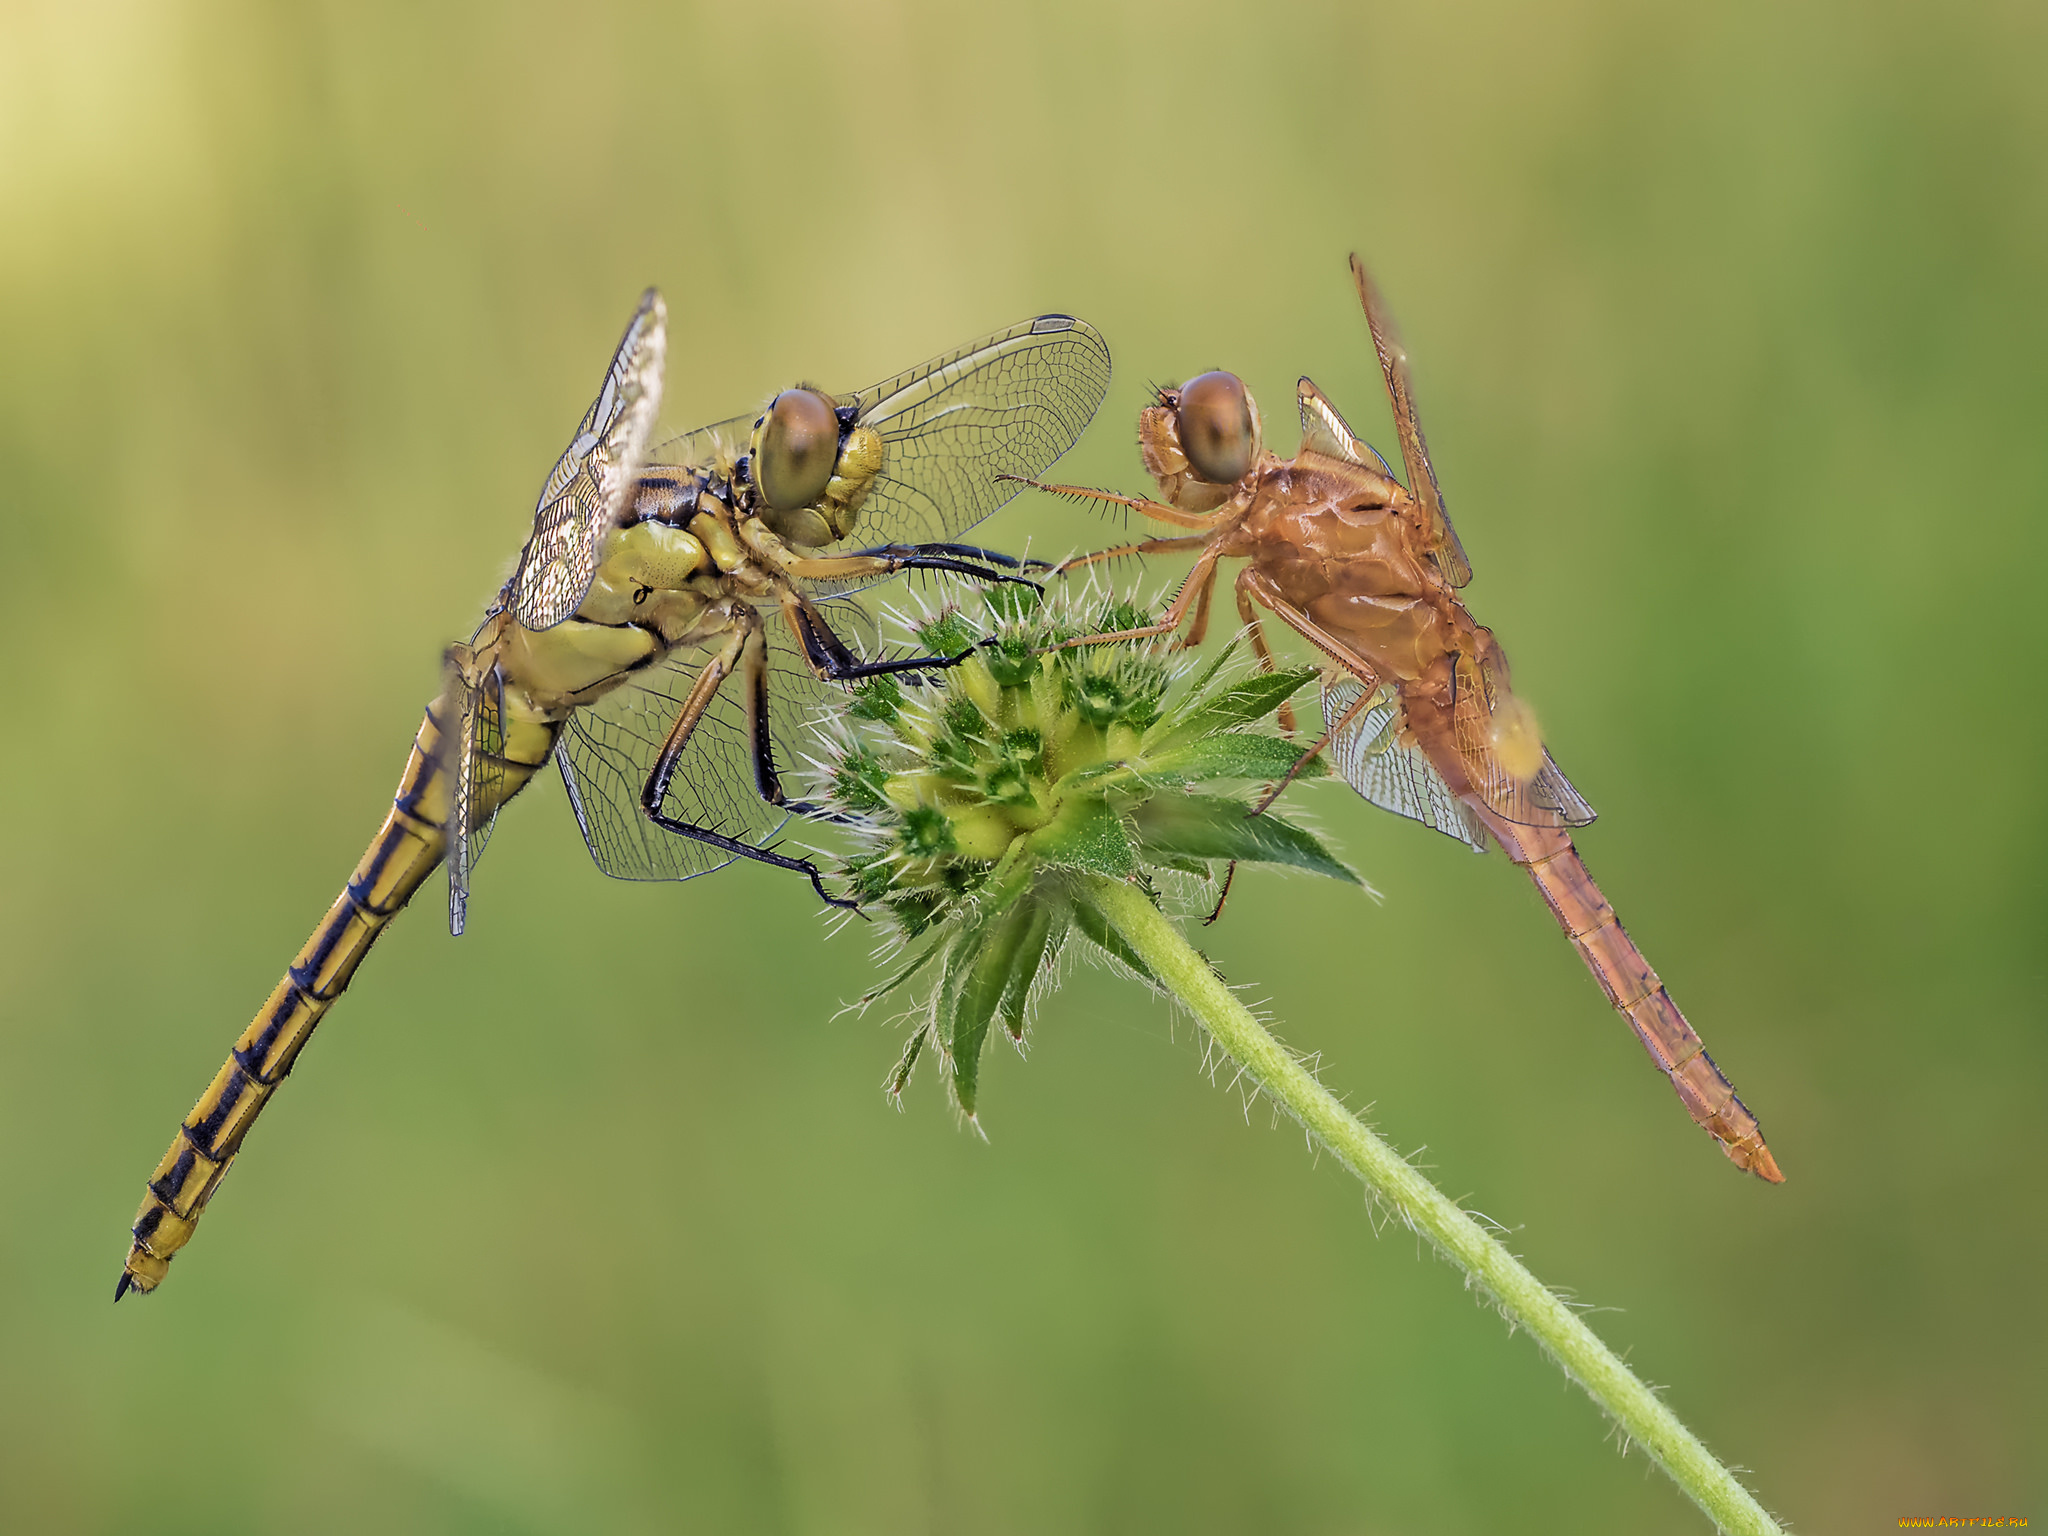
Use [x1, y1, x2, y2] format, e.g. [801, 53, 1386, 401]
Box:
[117, 292, 1112, 1298]
[1007, 254, 1781, 1182]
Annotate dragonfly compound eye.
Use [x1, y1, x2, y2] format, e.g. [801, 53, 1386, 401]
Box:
[1175, 371, 1256, 484]
[757, 388, 841, 512]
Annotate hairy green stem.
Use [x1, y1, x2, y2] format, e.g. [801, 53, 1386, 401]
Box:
[1082, 874, 1783, 1536]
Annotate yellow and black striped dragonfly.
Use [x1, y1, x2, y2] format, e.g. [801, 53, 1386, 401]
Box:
[118, 291, 1111, 1298]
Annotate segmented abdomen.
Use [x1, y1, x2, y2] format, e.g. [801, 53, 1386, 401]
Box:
[1479, 813, 1783, 1182]
[117, 698, 551, 1297]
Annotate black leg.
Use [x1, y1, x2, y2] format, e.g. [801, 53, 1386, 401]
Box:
[637, 615, 862, 912]
[787, 600, 977, 683]
[643, 807, 857, 911]
[733, 652, 868, 830]
[841, 541, 1056, 574]
[885, 554, 1044, 589]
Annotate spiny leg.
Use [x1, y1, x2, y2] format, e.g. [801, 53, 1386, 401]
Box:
[1249, 668, 1380, 818]
[736, 626, 863, 832]
[1171, 562, 1239, 915]
[1232, 565, 1315, 818]
[783, 595, 977, 684]
[1004, 476, 1226, 644]
[998, 475, 1223, 531]
[780, 546, 1054, 681]
[1234, 567, 1295, 734]
[1201, 859, 1239, 927]
[1177, 559, 1220, 650]
[783, 548, 1043, 590]
[834, 541, 1056, 575]
[1235, 569, 1389, 816]
[1043, 548, 1227, 652]
[1047, 531, 1214, 580]
[640, 613, 856, 911]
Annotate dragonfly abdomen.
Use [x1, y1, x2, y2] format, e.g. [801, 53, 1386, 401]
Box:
[1488, 819, 1784, 1183]
[117, 707, 542, 1298]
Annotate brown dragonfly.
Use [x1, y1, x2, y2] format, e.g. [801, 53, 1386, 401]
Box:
[1008, 254, 1781, 1182]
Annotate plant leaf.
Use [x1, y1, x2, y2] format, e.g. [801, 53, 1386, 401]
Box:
[996, 902, 1061, 1043]
[977, 841, 1039, 919]
[1141, 732, 1330, 784]
[1178, 631, 1245, 702]
[943, 897, 1063, 1114]
[856, 941, 945, 1011]
[938, 927, 996, 1115]
[1130, 793, 1360, 884]
[1145, 668, 1318, 749]
[886, 1021, 932, 1102]
[1027, 796, 1137, 879]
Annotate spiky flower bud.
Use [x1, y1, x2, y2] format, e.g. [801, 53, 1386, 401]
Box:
[818, 590, 1359, 1124]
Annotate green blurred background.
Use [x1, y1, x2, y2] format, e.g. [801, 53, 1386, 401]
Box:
[2, 0, 2042, 1530]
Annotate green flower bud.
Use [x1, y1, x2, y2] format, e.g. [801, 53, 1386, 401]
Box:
[818, 593, 1357, 1122]
[832, 746, 890, 813]
[899, 803, 958, 858]
[984, 631, 1039, 688]
[915, 610, 981, 659]
[850, 674, 905, 723]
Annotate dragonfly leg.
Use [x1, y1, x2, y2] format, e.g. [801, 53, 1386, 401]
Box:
[1201, 859, 1239, 927]
[782, 549, 1043, 591]
[1233, 567, 1295, 733]
[1045, 531, 1214, 579]
[1248, 669, 1380, 818]
[1043, 548, 1227, 652]
[834, 541, 1056, 574]
[640, 612, 858, 911]
[1179, 559, 1220, 650]
[997, 475, 1222, 531]
[1057, 538, 1221, 649]
[781, 596, 979, 684]
[1234, 569, 1390, 814]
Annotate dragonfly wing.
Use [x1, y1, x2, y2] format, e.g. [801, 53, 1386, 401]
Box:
[1349, 256, 1473, 588]
[1443, 656, 1597, 829]
[799, 314, 1112, 593]
[1324, 677, 1489, 851]
[555, 602, 860, 881]
[444, 654, 507, 935]
[643, 410, 755, 482]
[1295, 378, 1395, 477]
[513, 291, 668, 631]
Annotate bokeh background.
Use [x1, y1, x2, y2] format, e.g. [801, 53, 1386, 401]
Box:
[2, 0, 2042, 1531]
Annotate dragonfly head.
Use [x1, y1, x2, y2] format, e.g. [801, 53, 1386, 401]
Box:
[1140, 371, 1263, 513]
[749, 388, 884, 547]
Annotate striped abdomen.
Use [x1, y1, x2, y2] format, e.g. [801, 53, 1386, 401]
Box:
[116, 701, 547, 1297]
[1474, 812, 1784, 1182]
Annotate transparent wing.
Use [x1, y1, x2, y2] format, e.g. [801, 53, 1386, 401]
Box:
[1444, 655, 1596, 830]
[513, 291, 668, 631]
[554, 601, 872, 882]
[1296, 377, 1395, 478]
[444, 657, 507, 935]
[643, 411, 755, 481]
[1349, 255, 1473, 588]
[1324, 677, 1490, 852]
[802, 314, 1113, 594]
